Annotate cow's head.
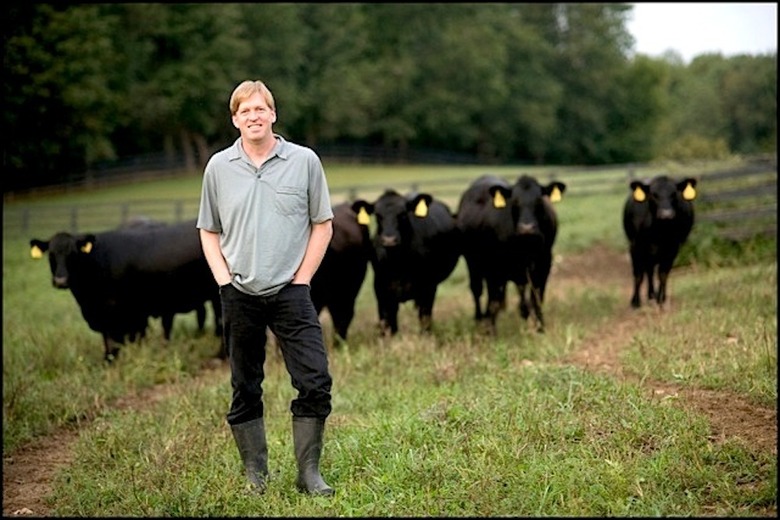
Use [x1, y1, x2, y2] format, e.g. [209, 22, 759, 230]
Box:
[509, 175, 566, 237]
[30, 232, 96, 288]
[631, 176, 697, 220]
[368, 189, 435, 249]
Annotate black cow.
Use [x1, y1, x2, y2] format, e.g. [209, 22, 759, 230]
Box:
[622, 175, 697, 308]
[117, 217, 209, 340]
[310, 201, 373, 342]
[355, 189, 460, 336]
[30, 219, 223, 362]
[456, 174, 566, 334]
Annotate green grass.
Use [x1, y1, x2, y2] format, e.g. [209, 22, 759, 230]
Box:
[620, 262, 778, 405]
[3, 159, 777, 516]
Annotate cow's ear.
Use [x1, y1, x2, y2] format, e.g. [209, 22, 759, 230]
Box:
[352, 200, 373, 226]
[30, 239, 48, 259]
[546, 182, 566, 203]
[630, 181, 648, 202]
[488, 186, 510, 208]
[409, 194, 433, 218]
[679, 178, 697, 201]
[77, 234, 96, 254]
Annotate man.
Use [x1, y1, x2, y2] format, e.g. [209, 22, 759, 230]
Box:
[197, 80, 335, 496]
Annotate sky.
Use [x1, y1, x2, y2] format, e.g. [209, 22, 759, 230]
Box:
[626, 3, 777, 63]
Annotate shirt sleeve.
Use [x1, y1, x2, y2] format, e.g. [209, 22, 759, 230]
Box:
[306, 151, 334, 224]
[196, 160, 222, 232]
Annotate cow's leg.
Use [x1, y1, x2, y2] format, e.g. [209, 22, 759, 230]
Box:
[485, 280, 506, 335]
[529, 267, 549, 332]
[629, 247, 645, 308]
[656, 246, 679, 306]
[378, 299, 399, 336]
[103, 334, 123, 363]
[529, 285, 544, 332]
[329, 302, 354, 342]
[656, 270, 669, 306]
[127, 312, 148, 343]
[416, 287, 437, 333]
[465, 256, 485, 321]
[646, 264, 656, 302]
[532, 253, 554, 330]
[196, 304, 207, 331]
[161, 314, 174, 341]
[518, 282, 531, 320]
[374, 277, 398, 336]
[212, 297, 224, 337]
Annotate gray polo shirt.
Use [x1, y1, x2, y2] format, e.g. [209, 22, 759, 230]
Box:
[197, 135, 333, 296]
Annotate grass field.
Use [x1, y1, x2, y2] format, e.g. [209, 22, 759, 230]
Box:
[2, 160, 776, 516]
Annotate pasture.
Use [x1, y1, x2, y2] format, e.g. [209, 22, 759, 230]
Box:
[3, 160, 777, 516]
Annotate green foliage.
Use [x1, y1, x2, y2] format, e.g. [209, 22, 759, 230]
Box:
[4, 4, 119, 180]
[5, 3, 776, 191]
[660, 134, 732, 162]
[680, 221, 777, 268]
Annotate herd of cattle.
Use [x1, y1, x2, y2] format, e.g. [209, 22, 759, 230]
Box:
[29, 174, 697, 363]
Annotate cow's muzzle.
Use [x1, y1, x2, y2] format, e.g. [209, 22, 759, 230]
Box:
[517, 223, 537, 235]
[380, 235, 399, 247]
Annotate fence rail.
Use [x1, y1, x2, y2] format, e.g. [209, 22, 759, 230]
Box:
[4, 162, 776, 242]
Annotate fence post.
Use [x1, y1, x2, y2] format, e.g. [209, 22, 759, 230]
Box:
[121, 203, 129, 225]
[175, 200, 183, 223]
[70, 207, 78, 233]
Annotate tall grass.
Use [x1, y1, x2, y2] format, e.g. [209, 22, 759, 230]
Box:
[3, 161, 776, 516]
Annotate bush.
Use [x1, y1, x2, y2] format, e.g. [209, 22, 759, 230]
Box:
[660, 134, 731, 161]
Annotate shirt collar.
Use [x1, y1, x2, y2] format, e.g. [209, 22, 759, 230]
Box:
[229, 134, 290, 163]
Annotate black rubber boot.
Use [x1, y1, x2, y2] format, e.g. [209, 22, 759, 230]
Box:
[230, 417, 269, 493]
[292, 417, 335, 496]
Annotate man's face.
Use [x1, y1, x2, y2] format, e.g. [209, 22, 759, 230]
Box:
[232, 92, 276, 141]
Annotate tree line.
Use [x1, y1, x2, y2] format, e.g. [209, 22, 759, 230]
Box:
[4, 3, 777, 191]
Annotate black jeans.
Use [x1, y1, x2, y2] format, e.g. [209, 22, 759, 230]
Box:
[220, 283, 333, 425]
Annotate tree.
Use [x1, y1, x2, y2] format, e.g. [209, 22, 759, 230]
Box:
[545, 3, 640, 163]
[104, 4, 251, 170]
[719, 54, 777, 154]
[4, 4, 118, 187]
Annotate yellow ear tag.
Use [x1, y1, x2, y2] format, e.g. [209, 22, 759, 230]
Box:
[633, 187, 646, 202]
[357, 206, 370, 225]
[80, 242, 93, 254]
[493, 191, 506, 208]
[682, 183, 696, 201]
[414, 199, 428, 217]
[31, 246, 43, 259]
[550, 186, 561, 203]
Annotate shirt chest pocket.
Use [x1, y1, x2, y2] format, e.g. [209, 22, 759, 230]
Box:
[274, 186, 307, 216]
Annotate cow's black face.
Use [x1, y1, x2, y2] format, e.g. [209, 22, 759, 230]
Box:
[648, 176, 681, 221]
[44, 232, 95, 289]
[511, 176, 545, 238]
[45, 233, 81, 288]
[373, 191, 410, 250]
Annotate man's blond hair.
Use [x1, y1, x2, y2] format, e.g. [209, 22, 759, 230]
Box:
[229, 80, 276, 115]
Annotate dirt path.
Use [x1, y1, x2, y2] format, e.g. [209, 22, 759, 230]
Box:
[3, 245, 776, 516]
[2, 364, 228, 517]
[552, 244, 777, 456]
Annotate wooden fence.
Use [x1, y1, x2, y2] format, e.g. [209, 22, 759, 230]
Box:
[4, 162, 776, 242]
